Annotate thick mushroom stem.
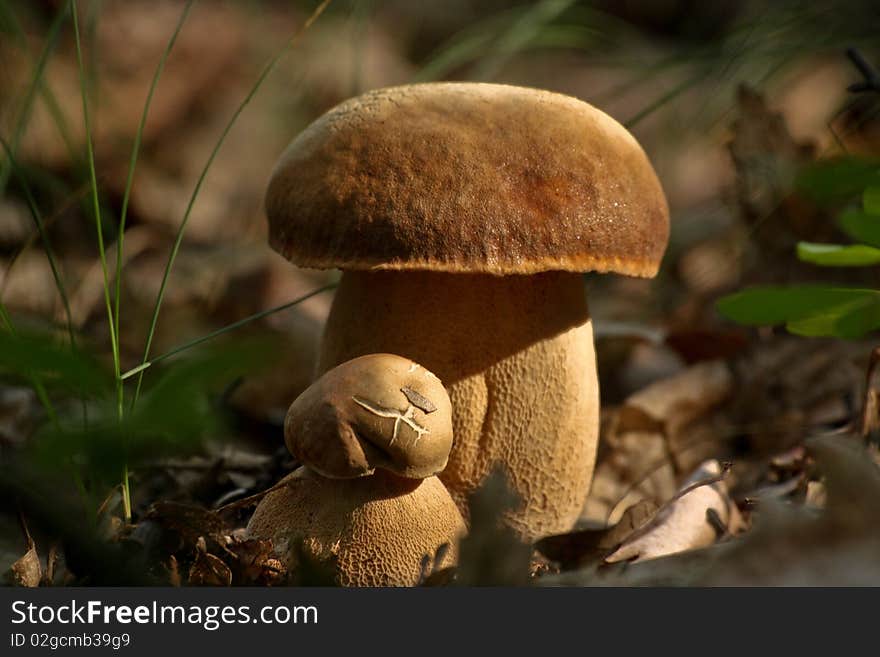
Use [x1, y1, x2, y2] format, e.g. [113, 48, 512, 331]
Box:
[247, 469, 463, 587]
[318, 270, 599, 540]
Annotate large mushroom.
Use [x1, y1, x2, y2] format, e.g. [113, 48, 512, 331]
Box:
[266, 82, 669, 539]
[247, 353, 465, 586]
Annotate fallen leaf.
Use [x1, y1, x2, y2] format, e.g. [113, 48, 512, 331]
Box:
[536, 500, 658, 569]
[188, 538, 232, 586]
[143, 501, 227, 555]
[225, 535, 286, 586]
[583, 428, 676, 525]
[605, 460, 743, 564]
[10, 545, 41, 587]
[617, 361, 732, 433]
[8, 514, 40, 587]
[728, 85, 825, 252]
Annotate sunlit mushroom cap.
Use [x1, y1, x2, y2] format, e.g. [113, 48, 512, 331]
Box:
[285, 353, 453, 480]
[266, 82, 669, 277]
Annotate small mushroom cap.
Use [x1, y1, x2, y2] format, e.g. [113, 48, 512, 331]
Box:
[285, 353, 453, 480]
[247, 469, 465, 587]
[267, 82, 669, 277]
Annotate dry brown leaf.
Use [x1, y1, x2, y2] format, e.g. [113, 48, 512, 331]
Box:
[9, 515, 41, 587]
[583, 362, 734, 523]
[188, 538, 232, 587]
[700, 437, 880, 586]
[10, 545, 41, 587]
[225, 535, 286, 586]
[537, 499, 658, 569]
[617, 361, 732, 433]
[143, 500, 227, 554]
[728, 85, 823, 248]
[583, 428, 676, 525]
[605, 460, 743, 564]
[727, 337, 862, 457]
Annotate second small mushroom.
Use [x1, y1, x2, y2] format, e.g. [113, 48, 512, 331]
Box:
[247, 353, 465, 586]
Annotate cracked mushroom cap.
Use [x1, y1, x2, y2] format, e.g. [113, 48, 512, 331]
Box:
[285, 353, 453, 480]
[266, 82, 669, 277]
[247, 468, 465, 587]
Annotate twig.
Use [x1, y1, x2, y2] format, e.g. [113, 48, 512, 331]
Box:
[846, 48, 880, 94]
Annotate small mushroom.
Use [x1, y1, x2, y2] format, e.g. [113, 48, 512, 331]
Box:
[266, 83, 669, 539]
[247, 354, 465, 586]
[285, 352, 453, 480]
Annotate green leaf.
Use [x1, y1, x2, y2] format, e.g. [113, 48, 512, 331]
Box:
[838, 210, 880, 248]
[796, 242, 880, 266]
[864, 186, 880, 215]
[796, 157, 880, 204]
[786, 294, 880, 338]
[716, 286, 880, 338]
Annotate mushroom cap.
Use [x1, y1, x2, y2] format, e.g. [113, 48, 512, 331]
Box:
[285, 353, 453, 480]
[266, 82, 669, 277]
[247, 469, 465, 586]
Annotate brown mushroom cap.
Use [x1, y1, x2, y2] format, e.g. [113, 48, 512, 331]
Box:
[266, 82, 669, 277]
[247, 469, 465, 587]
[285, 353, 453, 480]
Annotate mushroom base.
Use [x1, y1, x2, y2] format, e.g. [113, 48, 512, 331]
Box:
[246, 469, 465, 586]
[318, 270, 599, 540]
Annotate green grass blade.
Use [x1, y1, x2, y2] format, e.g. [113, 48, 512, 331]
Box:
[114, 0, 193, 356]
[0, 4, 68, 193]
[624, 70, 712, 129]
[71, 0, 118, 372]
[110, 0, 193, 523]
[71, 0, 126, 517]
[121, 283, 336, 381]
[472, 0, 576, 80]
[132, 0, 332, 407]
[0, 0, 80, 170]
[0, 300, 13, 333]
[412, 14, 507, 83]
